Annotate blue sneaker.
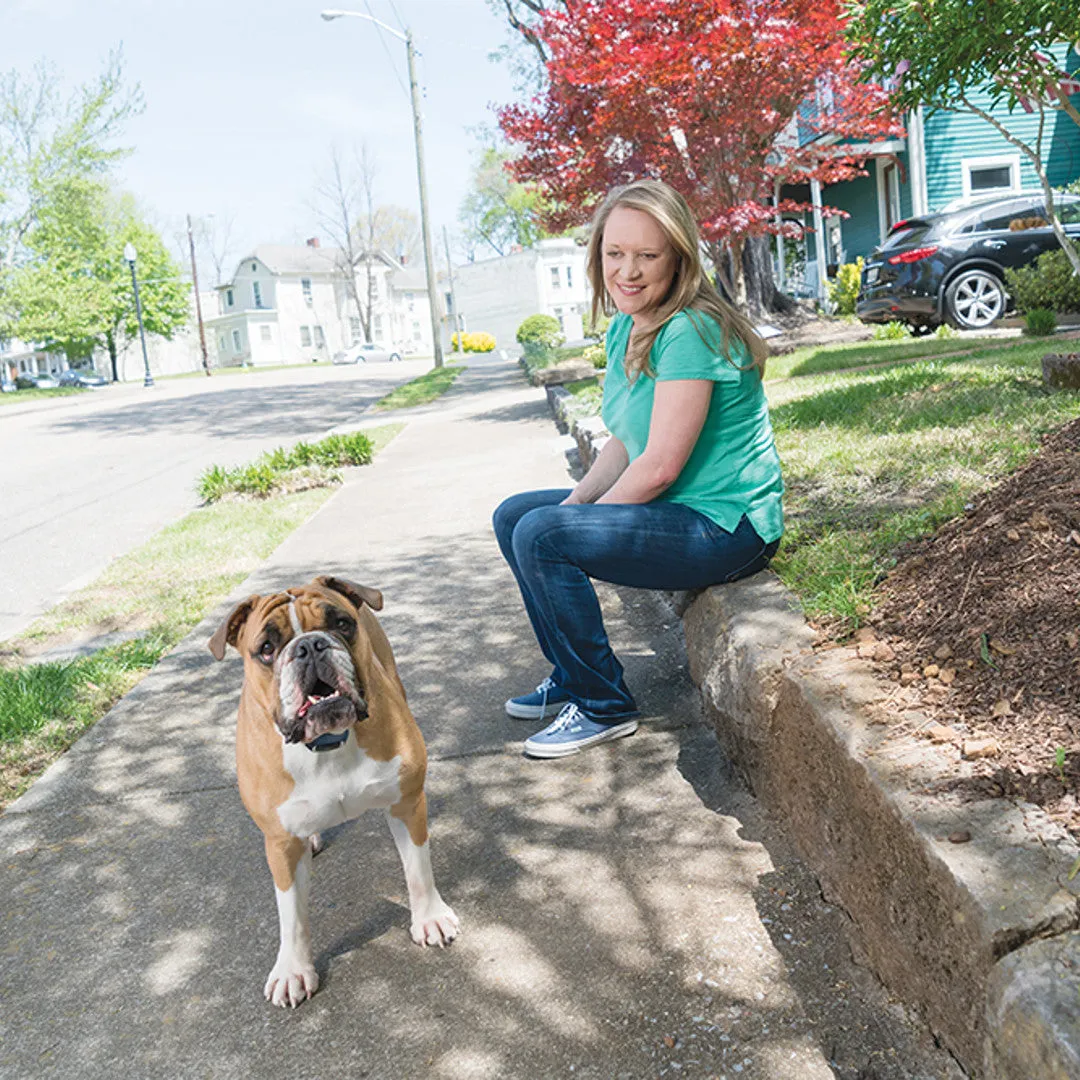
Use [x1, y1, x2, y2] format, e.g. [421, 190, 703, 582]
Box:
[505, 676, 571, 720]
[523, 703, 639, 758]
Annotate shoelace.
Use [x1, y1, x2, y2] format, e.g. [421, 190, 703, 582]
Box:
[536, 676, 556, 715]
[547, 703, 584, 732]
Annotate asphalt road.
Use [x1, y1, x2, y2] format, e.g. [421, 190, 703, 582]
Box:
[0, 359, 433, 643]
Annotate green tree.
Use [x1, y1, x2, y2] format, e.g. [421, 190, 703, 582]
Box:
[458, 145, 548, 258]
[846, 2, 1080, 276]
[10, 181, 189, 379]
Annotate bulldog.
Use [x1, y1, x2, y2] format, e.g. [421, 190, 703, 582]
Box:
[209, 575, 459, 1008]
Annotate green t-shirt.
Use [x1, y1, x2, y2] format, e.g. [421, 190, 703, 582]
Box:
[601, 310, 784, 543]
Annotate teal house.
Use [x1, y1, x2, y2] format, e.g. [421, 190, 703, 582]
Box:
[778, 45, 1080, 301]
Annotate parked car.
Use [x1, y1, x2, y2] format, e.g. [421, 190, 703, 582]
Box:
[0, 377, 16, 394]
[57, 368, 108, 388]
[333, 341, 404, 364]
[14, 372, 60, 390]
[856, 193, 1080, 332]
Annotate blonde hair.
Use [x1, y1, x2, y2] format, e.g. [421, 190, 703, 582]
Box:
[585, 179, 768, 380]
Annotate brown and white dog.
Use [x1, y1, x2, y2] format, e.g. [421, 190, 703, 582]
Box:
[209, 575, 459, 1008]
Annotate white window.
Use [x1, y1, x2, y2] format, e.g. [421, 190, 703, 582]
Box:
[260, 324, 272, 342]
[412, 320, 422, 341]
[406, 291, 415, 312]
[566, 265, 573, 288]
[313, 326, 325, 348]
[554, 307, 566, 332]
[231, 329, 242, 353]
[301, 278, 313, 305]
[252, 281, 263, 308]
[370, 276, 380, 301]
[349, 316, 361, 343]
[251, 262, 257, 272]
[218, 335, 227, 353]
[374, 315, 384, 338]
[961, 155, 1021, 199]
[300, 326, 312, 347]
[226, 288, 234, 307]
[550, 267, 561, 289]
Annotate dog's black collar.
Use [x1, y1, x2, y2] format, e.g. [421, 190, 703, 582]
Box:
[307, 730, 349, 753]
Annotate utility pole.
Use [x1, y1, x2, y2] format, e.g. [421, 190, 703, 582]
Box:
[187, 214, 212, 376]
[443, 225, 463, 354]
[406, 31, 444, 369]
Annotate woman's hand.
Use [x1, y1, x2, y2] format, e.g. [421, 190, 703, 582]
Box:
[597, 379, 712, 504]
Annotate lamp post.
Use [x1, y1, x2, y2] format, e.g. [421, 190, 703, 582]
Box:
[321, 8, 444, 368]
[123, 242, 154, 387]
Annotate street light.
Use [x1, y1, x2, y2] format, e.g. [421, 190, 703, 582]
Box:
[321, 8, 444, 368]
[123, 242, 154, 387]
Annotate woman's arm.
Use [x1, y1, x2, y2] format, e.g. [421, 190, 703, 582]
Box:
[562, 436, 630, 504]
[597, 379, 712, 505]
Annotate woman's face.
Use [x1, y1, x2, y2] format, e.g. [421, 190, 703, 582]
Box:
[602, 205, 679, 326]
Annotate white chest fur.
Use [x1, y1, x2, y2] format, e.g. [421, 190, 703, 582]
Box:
[276, 738, 404, 838]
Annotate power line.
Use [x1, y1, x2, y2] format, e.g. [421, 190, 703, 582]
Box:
[386, 0, 407, 32]
[364, 0, 410, 98]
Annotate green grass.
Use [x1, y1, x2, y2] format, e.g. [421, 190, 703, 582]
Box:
[563, 377, 604, 420]
[767, 339, 1080, 631]
[1, 423, 405, 808]
[197, 429, 381, 502]
[0, 386, 83, 406]
[374, 363, 464, 411]
[763, 334, 1005, 381]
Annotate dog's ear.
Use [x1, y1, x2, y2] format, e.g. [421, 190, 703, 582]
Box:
[314, 575, 384, 612]
[208, 595, 261, 660]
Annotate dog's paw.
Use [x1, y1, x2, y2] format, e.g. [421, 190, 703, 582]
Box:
[264, 958, 319, 1008]
[410, 901, 460, 948]
[309, 832, 324, 856]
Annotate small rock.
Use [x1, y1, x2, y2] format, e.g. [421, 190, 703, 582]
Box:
[854, 627, 878, 644]
[1029, 510, 1052, 531]
[923, 663, 940, 679]
[1006, 528, 1021, 542]
[963, 737, 1001, 759]
[926, 724, 960, 743]
[938, 667, 957, 685]
[900, 671, 921, 685]
[948, 830, 972, 844]
[857, 643, 877, 659]
[1070, 530, 1080, 547]
[1066, 632, 1078, 650]
[900, 662, 917, 674]
[934, 643, 954, 660]
[990, 638, 1017, 657]
[663, 1036, 676, 1049]
[872, 642, 896, 662]
[991, 699, 1012, 718]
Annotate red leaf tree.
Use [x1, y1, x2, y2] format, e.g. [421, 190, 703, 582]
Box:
[497, 0, 902, 312]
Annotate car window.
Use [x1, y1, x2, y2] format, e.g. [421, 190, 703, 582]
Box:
[974, 201, 1045, 232]
[1058, 201, 1080, 226]
[880, 222, 931, 251]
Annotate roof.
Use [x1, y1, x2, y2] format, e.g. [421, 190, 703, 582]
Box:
[249, 245, 345, 274]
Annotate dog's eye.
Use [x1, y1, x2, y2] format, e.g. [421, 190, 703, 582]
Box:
[332, 613, 355, 637]
[258, 641, 276, 663]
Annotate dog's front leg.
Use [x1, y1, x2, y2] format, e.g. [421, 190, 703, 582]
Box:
[387, 794, 460, 947]
[263, 833, 319, 1007]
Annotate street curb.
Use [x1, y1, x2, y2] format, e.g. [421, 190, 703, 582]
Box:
[546, 390, 1080, 1079]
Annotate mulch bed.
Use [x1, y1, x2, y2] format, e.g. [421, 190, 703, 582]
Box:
[851, 414, 1080, 837]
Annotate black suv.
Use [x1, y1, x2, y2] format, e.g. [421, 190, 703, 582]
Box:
[856, 192, 1080, 332]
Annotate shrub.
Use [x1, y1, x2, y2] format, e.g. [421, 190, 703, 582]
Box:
[828, 257, 864, 316]
[584, 312, 610, 341]
[1024, 307, 1058, 337]
[516, 313, 564, 349]
[872, 320, 910, 341]
[582, 343, 607, 369]
[1004, 250, 1080, 315]
[934, 323, 957, 340]
[452, 331, 496, 353]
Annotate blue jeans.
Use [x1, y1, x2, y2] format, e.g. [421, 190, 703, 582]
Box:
[493, 489, 779, 720]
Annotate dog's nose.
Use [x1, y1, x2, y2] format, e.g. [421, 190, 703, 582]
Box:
[294, 637, 331, 660]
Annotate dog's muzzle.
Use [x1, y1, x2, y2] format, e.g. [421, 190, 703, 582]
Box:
[277, 631, 367, 745]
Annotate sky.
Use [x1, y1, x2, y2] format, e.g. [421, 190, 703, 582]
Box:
[1, 0, 523, 280]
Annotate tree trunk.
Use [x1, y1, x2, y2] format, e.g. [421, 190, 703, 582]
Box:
[708, 236, 798, 317]
[107, 329, 118, 383]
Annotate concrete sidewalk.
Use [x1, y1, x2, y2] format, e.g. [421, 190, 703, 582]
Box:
[0, 357, 960, 1079]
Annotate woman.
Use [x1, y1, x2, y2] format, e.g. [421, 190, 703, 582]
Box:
[493, 178, 783, 759]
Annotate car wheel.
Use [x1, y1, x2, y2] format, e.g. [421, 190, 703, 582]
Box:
[390, 352, 402, 363]
[944, 269, 1006, 330]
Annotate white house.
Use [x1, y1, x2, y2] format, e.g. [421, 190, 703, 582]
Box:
[451, 237, 592, 350]
[210, 240, 435, 368]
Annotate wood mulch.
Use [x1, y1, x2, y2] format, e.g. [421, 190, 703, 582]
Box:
[846, 414, 1080, 837]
